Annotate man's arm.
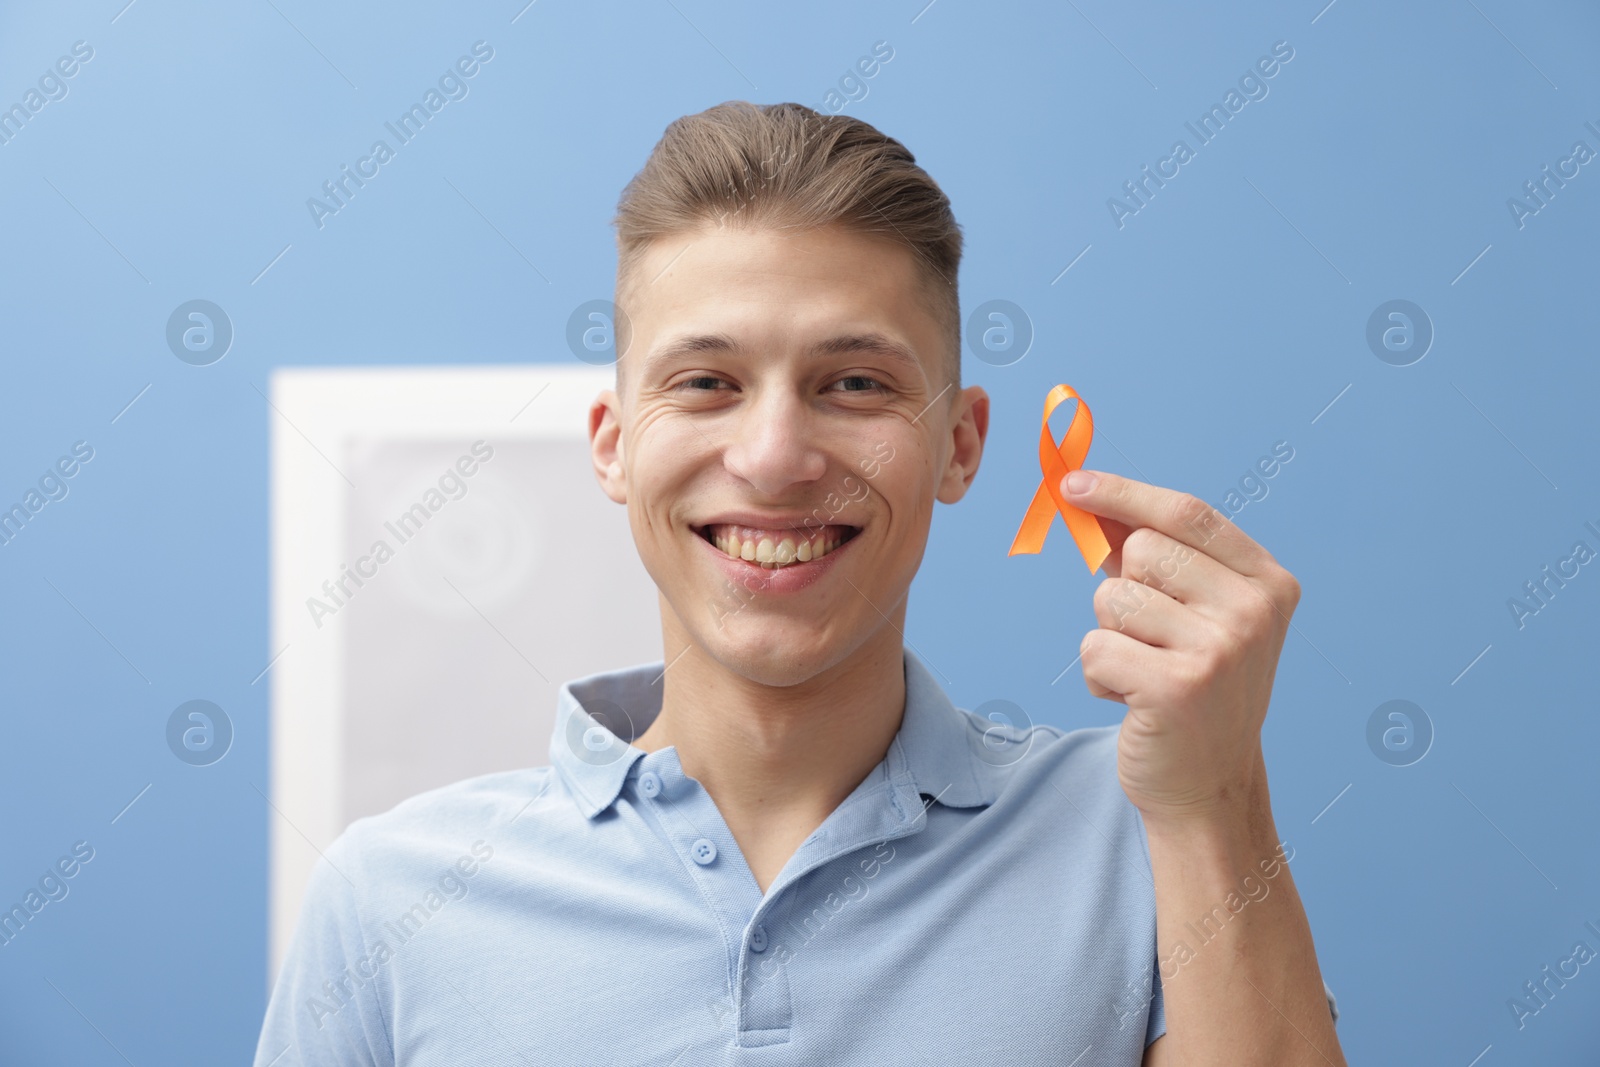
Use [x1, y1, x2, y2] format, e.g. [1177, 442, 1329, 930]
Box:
[1059, 469, 1345, 1066]
[254, 833, 391, 1067]
[1138, 749, 1343, 1067]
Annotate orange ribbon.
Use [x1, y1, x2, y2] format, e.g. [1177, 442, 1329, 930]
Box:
[1008, 384, 1111, 573]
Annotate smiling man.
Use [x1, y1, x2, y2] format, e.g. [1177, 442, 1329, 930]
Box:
[255, 101, 1345, 1066]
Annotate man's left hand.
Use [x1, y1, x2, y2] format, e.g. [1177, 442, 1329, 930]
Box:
[1059, 469, 1302, 828]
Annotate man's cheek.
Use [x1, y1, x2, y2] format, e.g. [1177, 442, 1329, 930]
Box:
[858, 439, 896, 478]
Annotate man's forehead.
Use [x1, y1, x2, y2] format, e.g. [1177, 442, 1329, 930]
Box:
[617, 224, 951, 390]
[638, 223, 921, 293]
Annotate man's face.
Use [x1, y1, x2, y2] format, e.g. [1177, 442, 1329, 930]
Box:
[589, 222, 988, 687]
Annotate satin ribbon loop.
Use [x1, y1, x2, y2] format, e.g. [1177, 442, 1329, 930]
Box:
[1007, 383, 1111, 573]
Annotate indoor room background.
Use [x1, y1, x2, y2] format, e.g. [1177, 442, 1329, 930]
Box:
[1, 1, 1597, 1063]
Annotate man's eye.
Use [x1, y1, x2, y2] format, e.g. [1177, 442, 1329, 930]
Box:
[831, 376, 885, 393]
[679, 376, 728, 391]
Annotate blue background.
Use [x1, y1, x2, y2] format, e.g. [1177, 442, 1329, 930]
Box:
[2, 0, 1596, 1063]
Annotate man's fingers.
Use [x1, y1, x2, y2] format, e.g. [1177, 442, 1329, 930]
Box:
[1092, 576, 1194, 648]
[1079, 627, 1162, 702]
[1063, 469, 1275, 579]
[1083, 675, 1128, 705]
[1113, 526, 1255, 622]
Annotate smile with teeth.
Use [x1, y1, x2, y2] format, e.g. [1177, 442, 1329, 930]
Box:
[699, 523, 859, 568]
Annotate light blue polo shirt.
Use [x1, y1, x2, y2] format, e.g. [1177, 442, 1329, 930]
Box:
[256, 646, 1333, 1065]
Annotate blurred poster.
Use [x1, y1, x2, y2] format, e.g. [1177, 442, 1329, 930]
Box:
[268, 366, 659, 979]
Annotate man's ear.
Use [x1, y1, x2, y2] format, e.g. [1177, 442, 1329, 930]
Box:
[936, 385, 989, 505]
[589, 389, 627, 504]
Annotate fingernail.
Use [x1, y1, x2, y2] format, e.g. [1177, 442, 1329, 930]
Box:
[1063, 470, 1097, 495]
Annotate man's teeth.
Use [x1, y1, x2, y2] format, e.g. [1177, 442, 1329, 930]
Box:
[706, 524, 852, 568]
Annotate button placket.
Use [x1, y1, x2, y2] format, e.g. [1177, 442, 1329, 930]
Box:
[641, 750, 934, 1048]
[638, 755, 767, 971]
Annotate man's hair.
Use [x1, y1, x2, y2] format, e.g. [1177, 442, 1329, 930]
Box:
[610, 100, 963, 395]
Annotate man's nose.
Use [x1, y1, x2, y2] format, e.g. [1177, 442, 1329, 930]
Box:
[720, 391, 828, 496]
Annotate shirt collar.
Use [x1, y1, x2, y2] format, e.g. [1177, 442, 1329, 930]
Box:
[549, 646, 998, 820]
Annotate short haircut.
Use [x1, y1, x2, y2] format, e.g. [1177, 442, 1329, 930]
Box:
[610, 100, 963, 396]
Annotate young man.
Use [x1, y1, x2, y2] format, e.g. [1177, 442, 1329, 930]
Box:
[255, 101, 1345, 1065]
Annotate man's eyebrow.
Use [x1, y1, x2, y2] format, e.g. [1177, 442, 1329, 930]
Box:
[644, 333, 740, 367]
[643, 332, 923, 373]
[810, 333, 922, 372]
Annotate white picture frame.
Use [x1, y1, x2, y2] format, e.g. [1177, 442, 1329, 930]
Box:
[266, 364, 660, 983]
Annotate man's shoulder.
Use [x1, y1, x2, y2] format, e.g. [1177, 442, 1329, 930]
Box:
[1001, 718, 1126, 797]
[1011, 717, 1120, 757]
[326, 764, 559, 885]
[943, 708, 1140, 829]
[944, 704, 1123, 779]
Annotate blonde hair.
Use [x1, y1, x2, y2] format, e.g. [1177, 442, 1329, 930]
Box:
[610, 100, 963, 393]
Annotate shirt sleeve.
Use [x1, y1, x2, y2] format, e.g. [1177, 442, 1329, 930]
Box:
[1144, 955, 1166, 1048]
[253, 833, 393, 1067]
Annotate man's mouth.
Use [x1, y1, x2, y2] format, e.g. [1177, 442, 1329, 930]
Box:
[695, 523, 861, 569]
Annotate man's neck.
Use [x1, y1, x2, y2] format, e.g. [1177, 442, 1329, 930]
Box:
[633, 624, 907, 890]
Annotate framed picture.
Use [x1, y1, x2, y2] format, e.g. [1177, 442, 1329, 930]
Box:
[267, 365, 660, 979]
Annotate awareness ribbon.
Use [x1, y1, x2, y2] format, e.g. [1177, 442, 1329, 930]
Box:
[1007, 383, 1111, 573]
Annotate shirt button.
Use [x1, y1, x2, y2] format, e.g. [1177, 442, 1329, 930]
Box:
[749, 926, 768, 953]
[690, 838, 718, 865]
[638, 771, 662, 798]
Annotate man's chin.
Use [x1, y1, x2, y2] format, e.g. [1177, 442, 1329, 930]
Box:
[689, 620, 851, 689]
